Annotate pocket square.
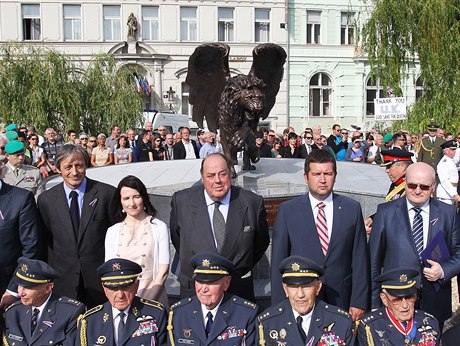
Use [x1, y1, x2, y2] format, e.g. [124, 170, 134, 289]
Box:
[243, 226, 253, 233]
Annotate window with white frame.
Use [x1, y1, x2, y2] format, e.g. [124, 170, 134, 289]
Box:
[309, 73, 332, 116]
[142, 6, 159, 41]
[218, 8, 234, 42]
[63, 5, 81, 41]
[341, 12, 355, 45]
[366, 77, 385, 116]
[103, 5, 121, 41]
[180, 7, 197, 41]
[255, 9, 270, 43]
[22, 4, 41, 41]
[182, 82, 190, 115]
[306, 11, 321, 44]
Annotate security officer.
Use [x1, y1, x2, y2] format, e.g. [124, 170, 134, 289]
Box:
[418, 122, 445, 171]
[167, 252, 259, 345]
[3, 257, 85, 346]
[3, 140, 42, 196]
[256, 256, 353, 346]
[365, 148, 413, 236]
[357, 267, 440, 345]
[436, 140, 460, 205]
[76, 258, 167, 346]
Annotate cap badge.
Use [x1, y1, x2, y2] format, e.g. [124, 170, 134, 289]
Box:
[21, 264, 28, 273]
[112, 263, 122, 271]
[399, 274, 408, 283]
[291, 263, 300, 271]
[202, 259, 210, 267]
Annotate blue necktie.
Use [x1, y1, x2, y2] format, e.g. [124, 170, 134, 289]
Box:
[412, 207, 424, 256]
[205, 311, 213, 337]
[69, 190, 80, 238]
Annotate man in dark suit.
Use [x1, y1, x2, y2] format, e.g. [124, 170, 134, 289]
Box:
[77, 258, 167, 346]
[168, 253, 258, 346]
[0, 160, 40, 313]
[173, 127, 199, 159]
[170, 153, 269, 302]
[257, 256, 353, 346]
[38, 144, 115, 308]
[271, 149, 370, 321]
[370, 161, 460, 325]
[4, 257, 85, 346]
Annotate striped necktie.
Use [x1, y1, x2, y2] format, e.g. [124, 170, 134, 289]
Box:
[412, 207, 424, 256]
[316, 202, 329, 256]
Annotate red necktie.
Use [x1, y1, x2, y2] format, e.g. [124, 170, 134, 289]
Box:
[316, 202, 329, 256]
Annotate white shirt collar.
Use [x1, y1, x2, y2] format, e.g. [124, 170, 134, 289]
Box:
[201, 295, 224, 321]
[204, 188, 231, 207]
[308, 192, 333, 209]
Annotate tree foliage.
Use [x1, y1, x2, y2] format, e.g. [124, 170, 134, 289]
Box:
[0, 44, 143, 135]
[361, 0, 460, 133]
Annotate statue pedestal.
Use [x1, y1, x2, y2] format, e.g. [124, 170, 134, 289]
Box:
[127, 37, 136, 54]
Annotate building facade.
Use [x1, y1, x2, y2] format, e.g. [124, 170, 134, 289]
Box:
[0, 0, 420, 134]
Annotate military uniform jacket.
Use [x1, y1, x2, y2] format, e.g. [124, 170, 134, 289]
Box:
[76, 296, 167, 346]
[167, 293, 258, 345]
[418, 137, 444, 170]
[3, 165, 43, 196]
[3, 294, 85, 346]
[256, 300, 353, 346]
[436, 155, 458, 203]
[357, 307, 440, 345]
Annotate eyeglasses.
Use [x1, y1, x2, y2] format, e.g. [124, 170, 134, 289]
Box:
[89, 140, 96, 143]
[80, 138, 88, 140]
[384, 293, 417, 306]
[269, 134, 275, 137]
[341, 132, 348, 135]
[158, 129, 166, 131]
[406, 183, 432, 191]
[305, 136, 313, 139]
[30, 138, 38, 141]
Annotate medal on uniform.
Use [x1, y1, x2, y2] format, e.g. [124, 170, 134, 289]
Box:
[386, 307, 415, 344]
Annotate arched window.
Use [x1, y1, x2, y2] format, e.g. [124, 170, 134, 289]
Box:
[366, 77, 385, 116]
[416, 77, 424, 100]
[309, 73, 332, 116]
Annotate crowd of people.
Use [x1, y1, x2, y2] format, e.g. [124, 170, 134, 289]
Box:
[1, 120, 460, 345]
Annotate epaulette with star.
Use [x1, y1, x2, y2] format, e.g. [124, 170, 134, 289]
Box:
[4, 300, 22, 313]
[323, 304, 351, 318]
[140, 298, 164, 310]
[231, 296, 257, 309]
[360, 310, 385, 325]
[58, 297, 83, 306]
[170, 297, 193, 311]
[257, 306, 284, 322]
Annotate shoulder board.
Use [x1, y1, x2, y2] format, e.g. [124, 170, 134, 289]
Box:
[81, 304, 103, 319]
[170, 297, 193, 311]
[231, 296, 257, 310]
[360, 310, 385, 324]
[322, 304, 351, 318]
[58, 297, 83, 306]
[257, 306, 284, 322]
[419, 310, 436, 319]
[140, 298, 164, 310]
[5, 300, 22, 312]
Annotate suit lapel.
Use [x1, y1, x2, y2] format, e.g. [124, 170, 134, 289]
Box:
[302, 195, 326, 263]
[0, 182, 13, 215]
[327, 194, 342, 261]
[190, 298, 207, 342]
[428, 198, 440, 244]
[30, 296, 58, 344]
[121, 299, 142, 346]
[221, 187, 245, 257]
[207, 295, 231, 344]
[52, 184, 78, 244]
[79, 179, 98, 243]
[306, 301, 325, 345]
[191, 189, 218, 252]
[281, 300, 305, 345]
[395, 198, 418, 254]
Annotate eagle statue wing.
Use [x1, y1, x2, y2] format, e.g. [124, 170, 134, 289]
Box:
[185, 43, 230, 132]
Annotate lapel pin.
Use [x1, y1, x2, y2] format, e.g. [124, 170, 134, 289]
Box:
[89, 198, 98, 207]
[430, 218, 438, 226]
[0, 210, 4, 220]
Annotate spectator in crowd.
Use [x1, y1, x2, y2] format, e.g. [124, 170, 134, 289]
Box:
[150, 134, 166, 161]
[298, 132, 314, 158]
[0, 159, 40, 313]
[105, 125, 120, 151]
[370, 162, 460, 325]
[126, 129, 137, 152]
[38, 144, 116, 308]
[4, 257, 85, 346]
[0, 133, 8, 157]
[16, 132, 34, 166]
[313, 125, 321, 135]
[113, 134, 132, 164]
[271, 149, 369, 321]
[66, 130, 77, 144]
[170, 153, 269, 301]
[346, 136, 365, 162]
[392, 132, 406, 150]
[78, 133, 92, 155]
[255, 131, 272, 158]
[28, 133, 46, 170]
[199, 132, 220, 159]
[137, 129, 153, 162]
[446, 132, 454, 141]
[88, 136, 97, 150]
[357, 267, 440, 345]
[418, 123, 445, 172]
[437, 127, 446, 139]
[168, 253, 258, 345]
[164, 133, 175, 160]
[41, 128, 63, 177]
[157, 126, 167, 141]
[258, 256, 353, 345]
[267, 130, 277, 146]
[271, 138, 283, 158]
[196, 129, 206, 151]
[173, 127, 199, 159]
[105, 175, 170, 306]
[174, 131, 182, 143]
[281, 132, 301, 158]
[436, 140, 460, 205]
[3, 140, 43, 196]
[76, 258, 167, 346]
[367, 134, 383, 164]
[327, 124, 348, 160]
[91, 133, 113, 167]
[27, 125, 44, 145]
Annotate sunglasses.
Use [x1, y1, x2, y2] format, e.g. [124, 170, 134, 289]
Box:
[305, 136, 313, 139]
[30, 138, 38, 141]
[341, 132, 348, 135]
[89, 140, 96, 142]
[155, 140, 161, 142]
[406, 183, 432, 191]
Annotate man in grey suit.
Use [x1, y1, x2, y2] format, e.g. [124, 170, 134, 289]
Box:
[370, 162, 460, 325]
[170, 153, 269, 302]
[38, 144, 115, 308]
[271, 150, 370, 322]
